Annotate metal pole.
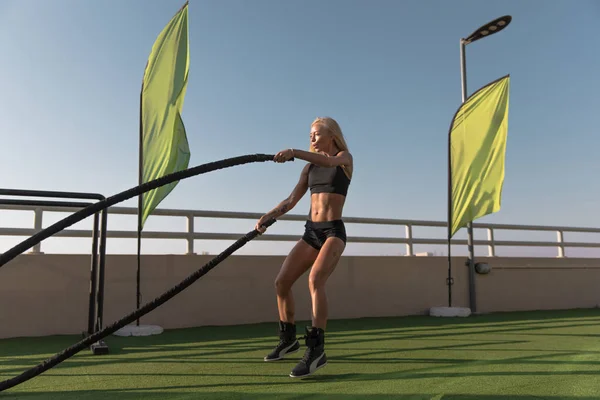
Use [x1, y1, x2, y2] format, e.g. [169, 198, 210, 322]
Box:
[460, 39, 477, 313]
[88, 212, 100, 335]
[0, 195, 103, 335]
[96, 209, 108, 331]
[460, 40, 468, 102]
[0, 188, 104, 201]
[447, 186, 453, 306]
[136, 76, 145, 326]
[447, 120, 453, 307]
[90, 208, 110, 355]
[137, 169, 143, 326]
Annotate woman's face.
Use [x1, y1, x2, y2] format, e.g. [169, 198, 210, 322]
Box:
[310, 123, 331, 152]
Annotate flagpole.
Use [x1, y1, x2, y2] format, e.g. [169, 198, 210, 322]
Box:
[447, 158, 453, 308]
[453, 15, 512, 313]
[460, 39, 477, 313]
[137, 65, 146, 326]
[447, 114, 454, 308]
[135, 0, 190, 329]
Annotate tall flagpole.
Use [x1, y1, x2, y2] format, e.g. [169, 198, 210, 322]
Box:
[451, 15, 512, 313]
[460, 39, 477, 313]
[135, 0, 191, 329]
[447, 133, 453, 307]
[137, 62, 147, 326]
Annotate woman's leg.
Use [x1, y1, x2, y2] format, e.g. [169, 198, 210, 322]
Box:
[308, 237, 345, 329]
[264, 239, 318, 362]
[275, 239, 319, 323]
[290, 236, 345, 378]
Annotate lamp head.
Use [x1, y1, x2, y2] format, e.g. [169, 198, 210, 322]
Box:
[463, 15, 512, 44]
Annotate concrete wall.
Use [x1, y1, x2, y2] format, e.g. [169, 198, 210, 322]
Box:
[1, 254, 599, 339]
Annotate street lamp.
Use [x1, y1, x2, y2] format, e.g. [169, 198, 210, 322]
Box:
[461, 15, 512, 101]
[459, 15, 512, 313]
[463, 15, 512, 45]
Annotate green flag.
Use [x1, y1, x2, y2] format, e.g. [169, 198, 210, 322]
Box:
[449, 74, 510, 238]
[140, 1, 190, 228]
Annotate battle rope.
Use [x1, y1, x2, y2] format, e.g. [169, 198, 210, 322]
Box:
[0, 153, 281, 268]
[0, 217, 275, 392]
[0, 152, 291, 391]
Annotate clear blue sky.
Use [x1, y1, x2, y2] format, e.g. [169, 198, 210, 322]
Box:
[1, 0, 599, 257]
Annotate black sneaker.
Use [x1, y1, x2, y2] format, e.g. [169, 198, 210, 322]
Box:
[264, 321, 300, 362]
[289, 326, 327, 378]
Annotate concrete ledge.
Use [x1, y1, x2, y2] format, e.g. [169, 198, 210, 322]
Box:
[2, 254, 600, 339]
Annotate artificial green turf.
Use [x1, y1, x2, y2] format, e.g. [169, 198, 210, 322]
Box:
[1, 309, 600, 399]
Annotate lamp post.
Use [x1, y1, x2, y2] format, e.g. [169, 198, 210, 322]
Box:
[459, 15, 511, 313]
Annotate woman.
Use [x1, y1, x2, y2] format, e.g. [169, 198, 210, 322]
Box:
[255, 116, 353, 378]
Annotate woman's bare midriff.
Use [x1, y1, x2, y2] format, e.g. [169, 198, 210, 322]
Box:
[309, 193, 346, 222]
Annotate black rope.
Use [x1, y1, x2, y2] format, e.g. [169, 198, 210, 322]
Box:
[0, 218, 277, 392]
[0, 153, 278, 268]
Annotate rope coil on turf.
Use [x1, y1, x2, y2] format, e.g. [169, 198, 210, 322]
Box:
[0, 153, 287, 392]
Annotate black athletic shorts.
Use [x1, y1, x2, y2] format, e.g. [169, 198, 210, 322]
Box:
[302, 220, 347, 250]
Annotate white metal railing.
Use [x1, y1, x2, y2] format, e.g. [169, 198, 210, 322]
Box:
[1, 204, 599, 257]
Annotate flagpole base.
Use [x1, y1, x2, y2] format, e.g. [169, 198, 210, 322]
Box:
[113, 324, 164, 337]
[429, 306, 471, 317]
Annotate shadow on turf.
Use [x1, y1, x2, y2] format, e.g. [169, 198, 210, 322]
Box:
[5, 349, 600, 390]
[1, 308, 599, 360]
[3, 324, 600, 379]
[2, 308, 600, 394]
[5, 316, 598, 361]
[4, 390, 600, 400]
[4, 337, 599, 379]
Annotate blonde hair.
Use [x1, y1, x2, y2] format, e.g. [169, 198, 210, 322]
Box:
[309, 116, 352, 179]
